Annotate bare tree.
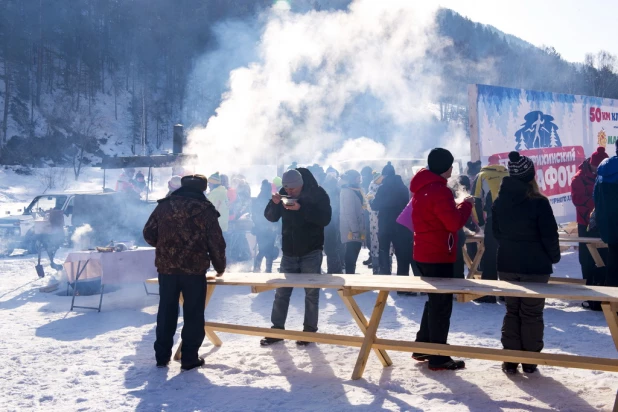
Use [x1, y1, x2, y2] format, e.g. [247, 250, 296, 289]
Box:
[71, 111, 101, 181]
[37, 167, 69, 192]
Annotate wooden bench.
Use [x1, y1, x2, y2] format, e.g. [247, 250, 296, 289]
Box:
[146, 273, 618, 398]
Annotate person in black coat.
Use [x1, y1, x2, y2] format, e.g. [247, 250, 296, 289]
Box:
[252, 180, 279, 273]
[261, 168, 332, 346]
[492, 152, 561, 375]
[371, 162, 411, 275]
[322, 173, 344, 274]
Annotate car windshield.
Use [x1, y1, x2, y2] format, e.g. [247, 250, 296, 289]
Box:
[26, 195, 67, 215]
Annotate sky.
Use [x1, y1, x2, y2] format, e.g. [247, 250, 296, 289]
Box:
[437, 0, 618, 63]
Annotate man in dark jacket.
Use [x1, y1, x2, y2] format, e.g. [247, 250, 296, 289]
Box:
[594, 140, 618, 287]
[261, 168, 332, 346]
[371, 162, 412, 276]
[410, 148, 474, 371]
[571, 147, 608, 286]
[143, 175, 226, 371]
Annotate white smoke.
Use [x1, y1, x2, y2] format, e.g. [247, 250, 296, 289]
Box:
[185, 1, 473, 172]
[71, 224, 93, 251]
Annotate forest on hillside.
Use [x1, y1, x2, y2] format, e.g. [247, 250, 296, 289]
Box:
[0, 1, 617, 167]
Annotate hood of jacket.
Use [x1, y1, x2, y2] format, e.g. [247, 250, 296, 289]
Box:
[575, 158, 596, 182]
[410, 168, 446, 193]
[480, 164, 508, 174]
[498, 176, 530, 205]
[597, 156, 618, 184]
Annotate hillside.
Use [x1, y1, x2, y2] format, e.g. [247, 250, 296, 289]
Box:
[0, 2, 616, 167]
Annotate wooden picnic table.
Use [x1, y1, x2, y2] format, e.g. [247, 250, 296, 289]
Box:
[463, 234, 608, 282]
[146, 272, 618, 409]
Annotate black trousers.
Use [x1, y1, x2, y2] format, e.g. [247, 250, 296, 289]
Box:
[154, 273, 206, 365]
[578, 224, 608, 285]
[255, 230, 277, 272]
[324, 224, 343, 274]
[344, 241, 362, 274]
[414, 262, 454, 364]
[606, 243, 618, 287]
[500, 272, 550, 367]
[378, 225, 417, 275]
[481, 220, 498, 280]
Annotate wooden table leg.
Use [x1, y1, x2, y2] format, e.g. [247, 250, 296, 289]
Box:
[469, 240, 485, 279]
[602, 302, 618, 351]
[204, 285, 222, 346]
[337, 290, 392, 367]
[351, 290, 389, 380]
[588, 244, 606, 268]
[174, 284, 218, 361]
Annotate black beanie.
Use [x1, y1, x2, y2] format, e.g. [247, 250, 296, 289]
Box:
[427, 148, 454, 175]
[507, 151, 535, 182]
[381, 162, 395, 177]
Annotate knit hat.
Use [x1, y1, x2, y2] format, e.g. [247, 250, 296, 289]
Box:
[281, 169, 304, 189]
[273, 176, 282, 188]
[508, 151, 535, 182]
[381, 162, 395, 177]
[208, 172, 221, 185]
[181, 174, 208, 192]
[590, 146, 609, 167]
[168, 175, 182, 191]
[427, 148, 454, 175]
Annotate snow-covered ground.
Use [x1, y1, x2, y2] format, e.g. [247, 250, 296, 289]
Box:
[0, 248, 616, 412]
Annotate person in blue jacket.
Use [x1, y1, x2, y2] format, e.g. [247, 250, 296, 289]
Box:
[594, 140, 618, 287]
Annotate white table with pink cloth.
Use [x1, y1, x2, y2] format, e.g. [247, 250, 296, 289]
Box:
[63, 247, 158, 311]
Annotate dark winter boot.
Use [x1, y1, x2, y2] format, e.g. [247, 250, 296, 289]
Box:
[412, 353, 430, 362]
[474, 296, 497, 304]
[295, 340, 312, 346]
[501, 362, 518, 375]
[522, 364, 538, 374]
[181, 358, 205, 372]
[260, 337, 284, 346]
[428, 358, 466, 371]
[156, 359, 170, 368]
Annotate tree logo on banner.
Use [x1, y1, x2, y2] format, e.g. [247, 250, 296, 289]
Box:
[514, 111, 562, 150]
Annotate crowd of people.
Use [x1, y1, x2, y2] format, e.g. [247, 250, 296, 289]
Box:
[142, 140, 618, 374]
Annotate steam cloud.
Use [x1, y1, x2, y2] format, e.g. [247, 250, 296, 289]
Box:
[185, 0, 473, 173]
[71, 224, 93, 250]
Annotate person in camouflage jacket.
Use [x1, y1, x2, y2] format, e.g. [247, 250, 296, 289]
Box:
[143, 174, 226, 371]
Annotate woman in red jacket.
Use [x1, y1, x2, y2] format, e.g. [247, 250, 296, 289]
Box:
[571, 146, 608, 288]
[410, 148, 474, 371]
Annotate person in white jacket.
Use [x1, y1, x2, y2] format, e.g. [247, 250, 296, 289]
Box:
[340, 170, 365, 274]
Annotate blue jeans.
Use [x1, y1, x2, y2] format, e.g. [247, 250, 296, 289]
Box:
[270, 249, 323, 333]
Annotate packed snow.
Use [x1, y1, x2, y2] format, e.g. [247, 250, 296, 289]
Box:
[0, 168, 616, 411]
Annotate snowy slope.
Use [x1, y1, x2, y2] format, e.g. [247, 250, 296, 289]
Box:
[0, 249, 615, 412]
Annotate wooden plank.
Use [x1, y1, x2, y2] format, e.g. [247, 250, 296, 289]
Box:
[588, 244, 606, 268]
[147, 273, 618, 302]
[251, 285, 277, 293]
[371, 339, 618, 372]
[352, 290, 389, 380]
[205, 327, 222, 347]
[549, 278, 586, 285]
[456, 294, 483, 303]
[341, 288, 371, 297]
[145, 278, 158, 284]
[337, 291, 392, 367]
[602, 302, 618, 352]
[205, 322, 365, 347]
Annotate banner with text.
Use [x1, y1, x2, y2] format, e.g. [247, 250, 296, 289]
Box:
[469, 84, 618, 223]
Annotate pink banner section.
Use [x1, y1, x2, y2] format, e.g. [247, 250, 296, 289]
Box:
[488, 146, 586, 197]
[64, 248, 157, 285]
